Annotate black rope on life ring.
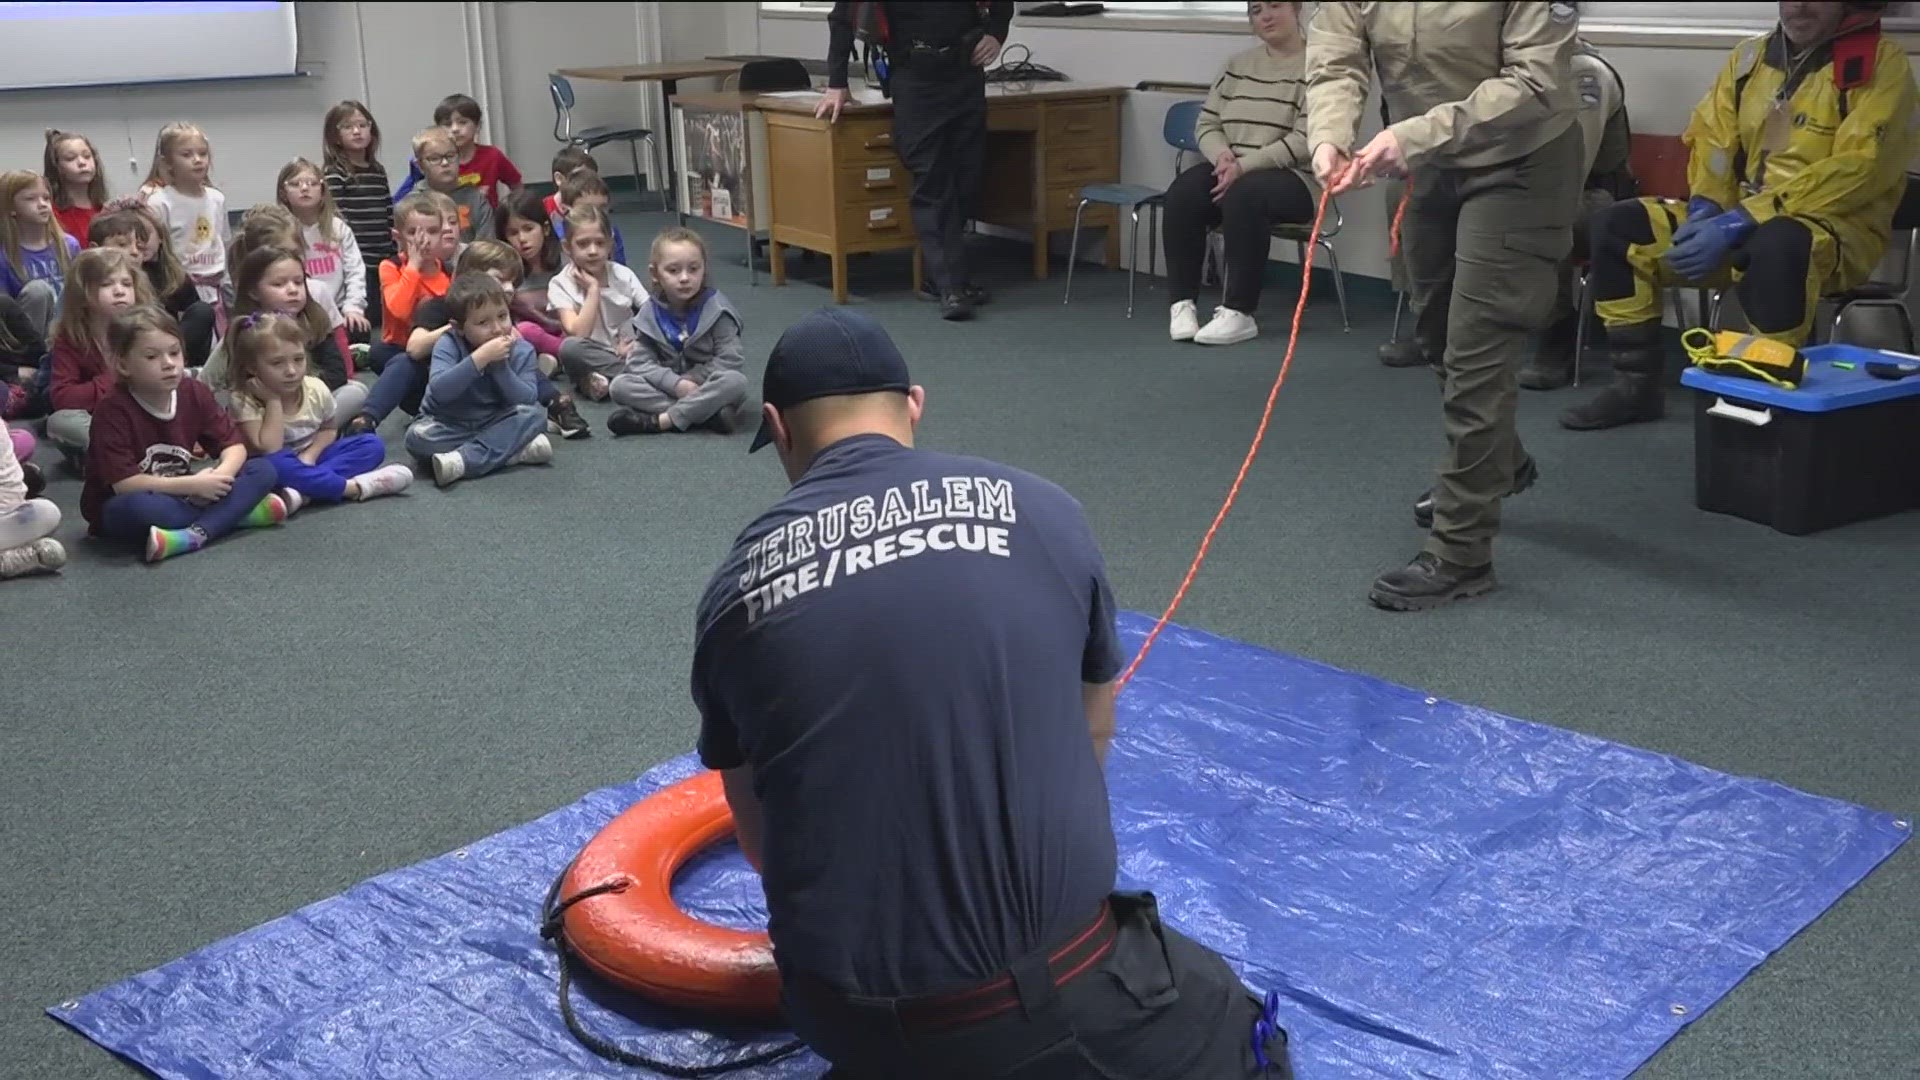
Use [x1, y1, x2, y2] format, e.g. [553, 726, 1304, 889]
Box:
[539, 860, 808, 1078]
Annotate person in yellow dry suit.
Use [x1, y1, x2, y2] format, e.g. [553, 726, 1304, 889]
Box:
[1562, 0, 1918, 431]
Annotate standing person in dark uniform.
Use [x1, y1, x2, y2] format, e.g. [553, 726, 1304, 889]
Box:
[693, 306, 1291, 1079]
[816, 2, 1013, 322]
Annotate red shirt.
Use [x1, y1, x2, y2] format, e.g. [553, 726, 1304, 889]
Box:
[50, 338, 116, 413]
[458, 144, 522, 208]
[82, 378, 242, 532]
[54, 204, 98, 247]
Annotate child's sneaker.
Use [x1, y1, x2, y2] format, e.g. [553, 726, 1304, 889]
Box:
[0, 536, 65, 578]
[344, 414, 378, 437]
[279, 488, 308, 517]
[350, 463, 413, 500]
[432, 451, 466, 488]
[513, 433, 554, 466]
[608, 409, 665, 436]
[550, 397, 592, 440]
[21, 461, 45, 499]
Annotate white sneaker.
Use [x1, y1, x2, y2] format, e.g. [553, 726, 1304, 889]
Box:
[432, 451, 465, 488]
[0, 537, 66, 578]
[513, 433, 554, 467]
[1170, 299, 1200, 341]
[350, 464, 413, 501]
[279, 488, 307, 517]
[1193, 306, 1259, 346]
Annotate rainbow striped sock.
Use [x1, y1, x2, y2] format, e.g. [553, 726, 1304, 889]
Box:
[145, 526, 207, 563]
[241, 493, 289, 529]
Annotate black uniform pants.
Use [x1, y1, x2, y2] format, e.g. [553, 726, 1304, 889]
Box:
[786, 892, 1292, 1080]
[1163, 163, 1316, 313]
[889, 57, 988, 294]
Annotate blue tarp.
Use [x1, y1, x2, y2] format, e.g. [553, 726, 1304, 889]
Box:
[52, 614, 1909, 1079]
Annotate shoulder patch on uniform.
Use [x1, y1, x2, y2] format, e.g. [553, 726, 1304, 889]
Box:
[1733, 38, 1761, 76]
[1549, 1, 1577, 23]
[1578, 71, 1602, 108]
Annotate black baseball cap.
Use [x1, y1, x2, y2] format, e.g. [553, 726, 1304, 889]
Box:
[750, 307, 912, 452]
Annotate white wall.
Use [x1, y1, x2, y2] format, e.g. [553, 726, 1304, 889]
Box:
[749, 9, 1920, 284]
[0, 1, 683, 212]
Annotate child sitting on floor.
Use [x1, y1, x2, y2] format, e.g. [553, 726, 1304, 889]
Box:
[414, 127, 493, 243]
[405, 273, 552, 487]
[550, 204, 647, 402]
[0, 414, 62, 578]
[202, 246, 358, 413]
[90, 206, 216, 367]
[82, 305, 285, 563]
[372, 193, 453, 369]
[1, 293, 47, 421]
[47, 247, 153, 459]
[549, 170, 628, 266]
[45, 129, 109, 248]
[444, 239, 588, 439]
[225, 312, 411, 514]
[497, 192, 566, 327]
[0, 170, 81, 338]
[609, 226, 748, 436]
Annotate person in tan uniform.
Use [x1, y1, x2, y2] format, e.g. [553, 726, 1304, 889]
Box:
[1308, 0, 1584, 611]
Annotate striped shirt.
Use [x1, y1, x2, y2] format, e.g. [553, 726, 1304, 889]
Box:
[1196, 44, 1310, 175]
[323, 159, 396, 265]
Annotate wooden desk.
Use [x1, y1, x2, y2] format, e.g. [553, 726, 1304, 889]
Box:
[557, 60, 746, 215]
[714, 83, 1127, 303]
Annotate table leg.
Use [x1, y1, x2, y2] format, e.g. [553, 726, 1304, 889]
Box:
[769, 239, 787, 286]
[661, 77, 684, 223]
[831, 254, 849, 304]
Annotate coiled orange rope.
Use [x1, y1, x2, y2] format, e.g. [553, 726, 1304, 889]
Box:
[1118, 176, 1416, 687]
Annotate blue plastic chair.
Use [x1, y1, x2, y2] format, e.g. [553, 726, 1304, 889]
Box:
[549, 74, 664, 211]
[1062, 101, 1211, 317]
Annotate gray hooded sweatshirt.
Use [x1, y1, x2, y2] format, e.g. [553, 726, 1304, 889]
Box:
[623, 290, 745, 393]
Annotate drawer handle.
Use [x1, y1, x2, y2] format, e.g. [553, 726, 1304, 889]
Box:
[1064, 162, 1096, 173]
[863, 178, 897, 191]
[863, 133, 893, 150]
[1707, 397, 1773, 427]
[1064, 123, 1092, 134]
[868, 219, 902, 232]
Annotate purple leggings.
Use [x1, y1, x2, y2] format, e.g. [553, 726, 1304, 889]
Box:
[8, 425, 31, 463]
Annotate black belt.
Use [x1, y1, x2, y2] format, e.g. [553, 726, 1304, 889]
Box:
[901, 41, 968, 60]
[892, 902, 1117, 1029]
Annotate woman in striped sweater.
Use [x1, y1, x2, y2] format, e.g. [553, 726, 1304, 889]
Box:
[1167, 0, 1316, 346]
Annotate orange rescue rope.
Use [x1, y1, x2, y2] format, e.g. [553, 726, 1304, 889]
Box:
[1118, 178, 1416, 687]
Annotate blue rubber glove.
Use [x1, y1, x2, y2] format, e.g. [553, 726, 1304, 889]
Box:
[1668, 197, 1725, 248]
[1666, 207, 1754, 280]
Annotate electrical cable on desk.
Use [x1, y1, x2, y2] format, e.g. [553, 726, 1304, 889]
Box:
[986, 44, 1068, 87]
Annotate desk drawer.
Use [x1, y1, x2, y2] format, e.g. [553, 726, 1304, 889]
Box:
[839, 197, 914, 242]
[834, 116, 899, 164]
[1045, 99, 1118, 147]
[1044, 183, 1120, 229]
[840, 161, 911, 200]
[1046, 145, 1116, 186]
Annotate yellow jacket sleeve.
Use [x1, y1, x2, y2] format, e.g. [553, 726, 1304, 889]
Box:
[1743, 42, 1918, 225]
[1683, 41, 1753, 211]
[1386, 3, 1576, 168]
[1304, 1, 1372, 156]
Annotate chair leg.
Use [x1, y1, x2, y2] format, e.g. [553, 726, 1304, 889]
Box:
[1064, 200, 1089, 305]
[1572, 269, 1590, 388]
[1319, 239, 1350, 332]
[624, 138, 646, 209]
[1148, 203, 1159, 284]
[1126, 205, 1141, 318]
[1391, 290, 1405, 340]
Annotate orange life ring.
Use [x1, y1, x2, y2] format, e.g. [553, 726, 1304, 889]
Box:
[556, 770, 781, 1019]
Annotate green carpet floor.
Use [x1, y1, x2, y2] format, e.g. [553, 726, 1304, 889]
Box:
[5, 209, 1915, 1079]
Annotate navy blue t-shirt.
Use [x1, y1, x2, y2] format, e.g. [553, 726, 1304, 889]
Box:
[692, 433, 1125, 998]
